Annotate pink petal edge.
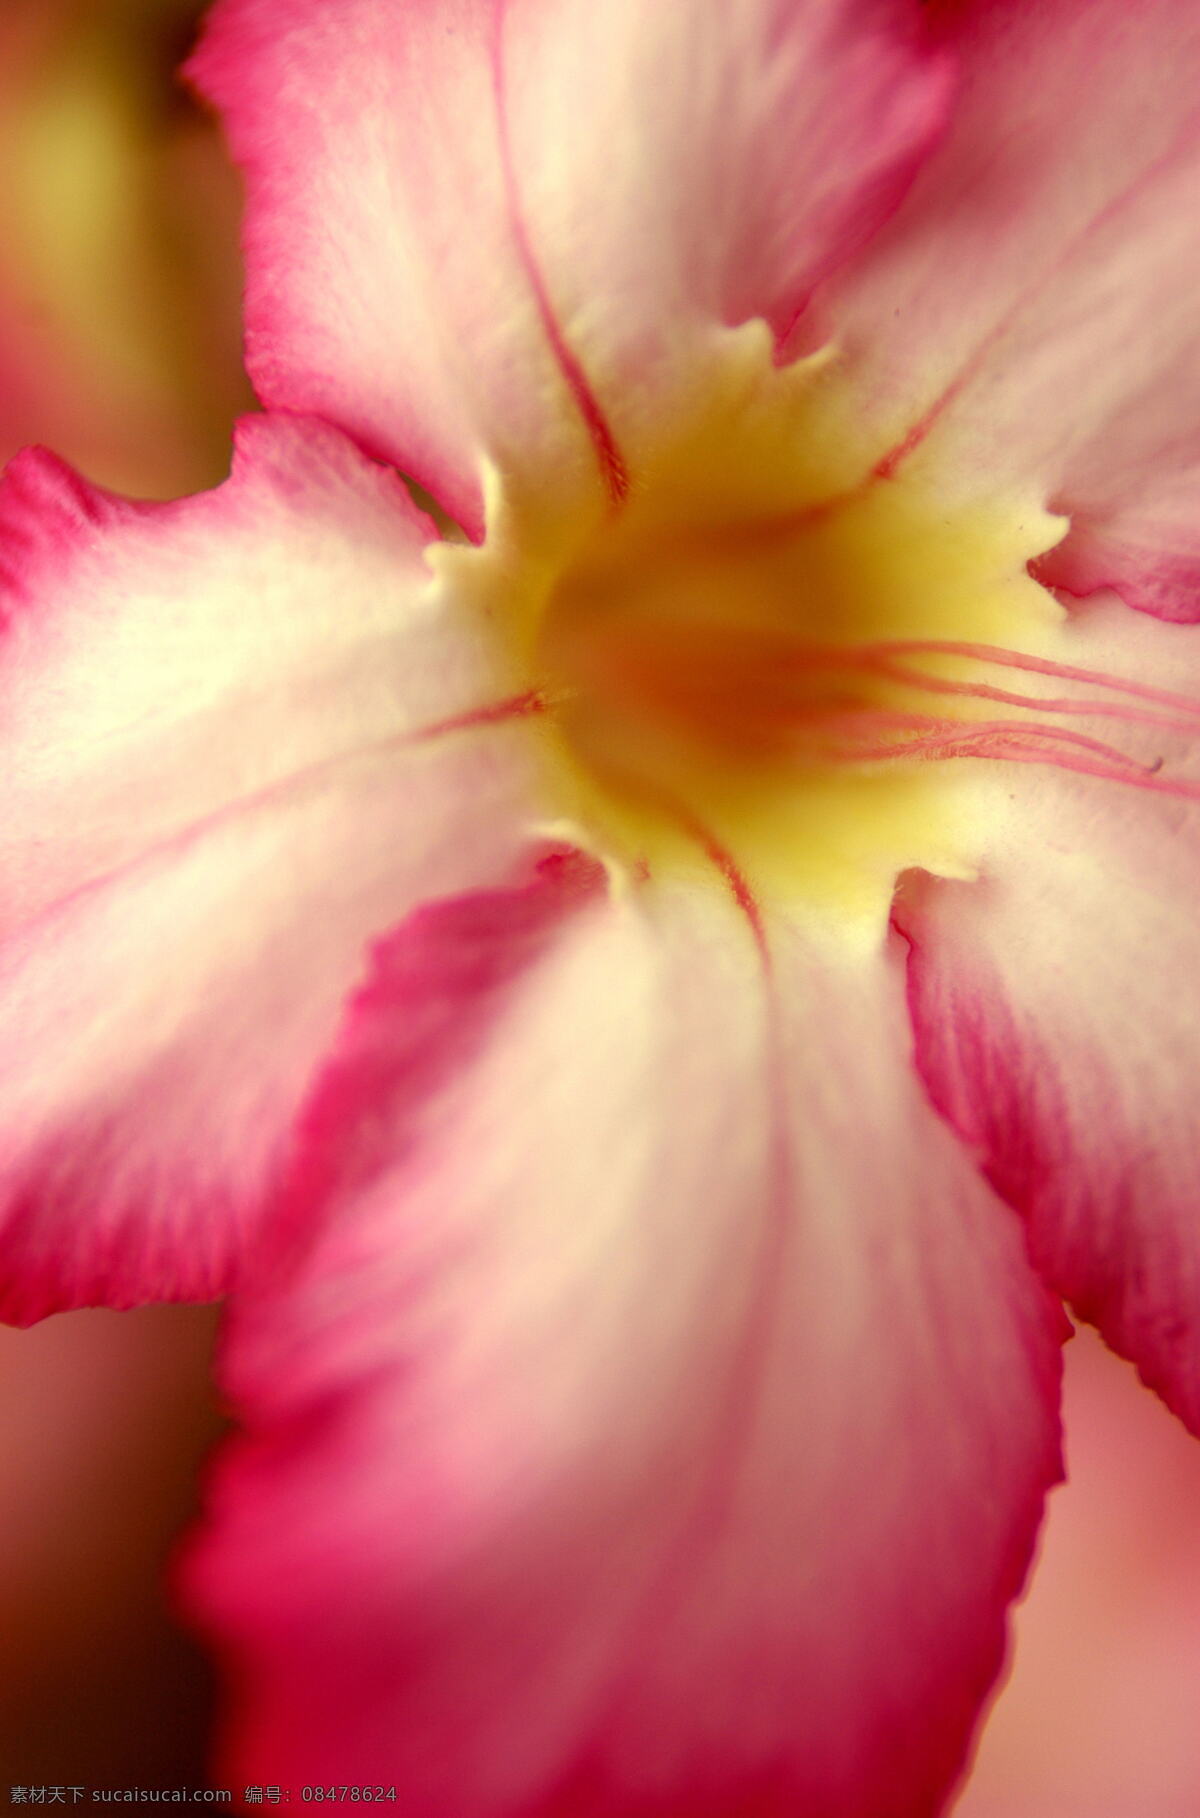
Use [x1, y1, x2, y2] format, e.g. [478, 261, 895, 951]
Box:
[815, 0, 1200, 623]
[895, 603, 1200, 1434]
[0, 413, 534, 1321]
[191, 0, 953, 532]
[186, 852, 1064, 1816]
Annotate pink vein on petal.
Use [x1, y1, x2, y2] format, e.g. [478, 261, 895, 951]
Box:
[2, 691, 542, 953]
[491, 0, 630, 509]
[416, 686, 548, 739]
[545, 814, 792, 1803]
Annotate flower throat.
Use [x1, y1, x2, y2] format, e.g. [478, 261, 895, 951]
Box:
[444, 331, 1200, 926]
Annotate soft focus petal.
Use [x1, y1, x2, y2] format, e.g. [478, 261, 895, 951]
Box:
[897, 603, 1200, 1435]
[191, 0, 951, 531]
[0, 415, 533, 1321]
[189, 852, 1063, 1817]
[815, 0, 1200, 620]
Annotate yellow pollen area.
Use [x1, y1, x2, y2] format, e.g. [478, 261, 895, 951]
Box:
[441, 328, 1066, 930]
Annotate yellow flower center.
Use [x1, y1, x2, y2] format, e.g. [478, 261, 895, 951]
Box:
[444, 329, 1069, 929]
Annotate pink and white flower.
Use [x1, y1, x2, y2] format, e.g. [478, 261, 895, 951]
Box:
[3, 0, 1200, 1810]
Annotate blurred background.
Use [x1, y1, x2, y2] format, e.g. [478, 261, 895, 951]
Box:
[0, 0, 248, 498]
[957, 1327, 1200, 1818]
[0, 3, 1198, 1811]
[0, 0, 242, 1788]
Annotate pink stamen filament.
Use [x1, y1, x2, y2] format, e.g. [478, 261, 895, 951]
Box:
[775, 639, 1200, 800]
[569, 630, 1200, 802]
[866, 639, 1200, 719]
[812, 708, 1160, 771]
[832, 730, 1200, 800]
[857, 657, 1200, 734]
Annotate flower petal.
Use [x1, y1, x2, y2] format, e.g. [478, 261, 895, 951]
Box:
[191, 0, 582, 538]
[815, 0, 1200, 620]
[0, 415, 533, 1322]
[498, 0, 951, 437]
[896, 604, 1200, 1434]
[191, 0, 951, 532]
[189, 853, 1063, 1816]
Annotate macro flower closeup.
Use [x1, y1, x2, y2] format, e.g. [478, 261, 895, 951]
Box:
[3, 0, 1200, 1811]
